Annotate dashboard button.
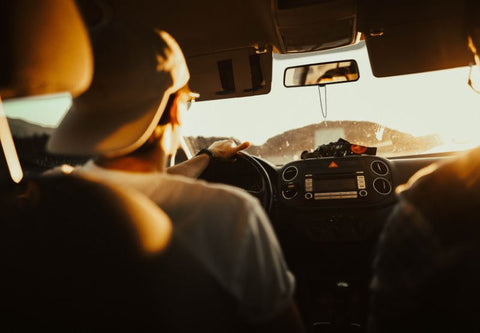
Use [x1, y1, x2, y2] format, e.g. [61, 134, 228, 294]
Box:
[357, 175, 366, 189]
[305, 193, 313, 199]
[359, 190, 368, 197]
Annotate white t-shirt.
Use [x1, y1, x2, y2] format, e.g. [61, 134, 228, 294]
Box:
[68, 160, 295, 323]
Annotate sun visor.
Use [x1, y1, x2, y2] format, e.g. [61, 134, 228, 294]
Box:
[360, 0, 474, 77]
[187, 46, 272, 101]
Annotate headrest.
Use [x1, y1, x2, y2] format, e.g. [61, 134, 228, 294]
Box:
[0, 0, 93, 99]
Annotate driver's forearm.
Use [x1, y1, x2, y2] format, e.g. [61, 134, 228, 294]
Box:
[167, 153, 210, 178]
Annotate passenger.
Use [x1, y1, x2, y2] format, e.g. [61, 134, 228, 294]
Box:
[369, 21, 480, 332]
[368, 147, 480, 332]
[47, 24, 303, 330]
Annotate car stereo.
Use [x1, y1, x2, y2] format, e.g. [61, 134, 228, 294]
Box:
[279, 156, 395, 207]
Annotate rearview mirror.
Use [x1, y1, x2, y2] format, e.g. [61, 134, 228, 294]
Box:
[284, 60, 359, 87]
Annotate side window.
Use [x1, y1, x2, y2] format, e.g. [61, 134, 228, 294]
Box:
[4, 94, 88, 173]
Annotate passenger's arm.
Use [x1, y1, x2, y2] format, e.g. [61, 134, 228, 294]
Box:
[167, 140, 249, 178]
[369, 199, 438, 333]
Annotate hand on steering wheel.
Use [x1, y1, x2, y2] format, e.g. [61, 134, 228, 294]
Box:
[208, 140, 250, 160]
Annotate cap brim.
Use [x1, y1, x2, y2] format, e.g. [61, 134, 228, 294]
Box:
[47, 88, 172, 157]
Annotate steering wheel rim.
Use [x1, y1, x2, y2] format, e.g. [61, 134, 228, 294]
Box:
[236, 152, 273, 213]
[198, 152, 273, 213]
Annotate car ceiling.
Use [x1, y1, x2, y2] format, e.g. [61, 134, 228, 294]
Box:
[4, 0, 478, 102]
[76, 0, 361, 101]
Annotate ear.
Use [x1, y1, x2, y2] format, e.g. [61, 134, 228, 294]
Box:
[160, 123, 174, 155]
[169, 94, 181, 126]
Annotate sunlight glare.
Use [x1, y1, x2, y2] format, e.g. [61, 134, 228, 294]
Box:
[184, 42, 480, 155]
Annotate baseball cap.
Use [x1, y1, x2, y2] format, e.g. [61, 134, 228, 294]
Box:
[47, 24, 189, 157]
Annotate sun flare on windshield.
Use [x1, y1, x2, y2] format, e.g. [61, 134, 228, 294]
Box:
[184, 42, 480, 161]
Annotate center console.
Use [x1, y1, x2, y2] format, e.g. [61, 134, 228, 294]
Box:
[275, 156, 397, 332]
[279, 155, 395, 208]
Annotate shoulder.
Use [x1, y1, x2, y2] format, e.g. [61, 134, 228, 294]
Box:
[162, 174, 262, 211]
[399, 148, 480, 238]
[403, 147, 480, 201]
[148, 174, 270, 243]
[370, 149, 480, 332]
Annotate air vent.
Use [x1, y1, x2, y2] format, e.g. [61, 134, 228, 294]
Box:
[370, 160, 389, 176]
[282, 166, 298, 182]
[282, 189, 298, 200]
[373, 178, 392, 195]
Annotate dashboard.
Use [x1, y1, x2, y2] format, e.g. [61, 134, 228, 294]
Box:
[200, 151, 456, 332]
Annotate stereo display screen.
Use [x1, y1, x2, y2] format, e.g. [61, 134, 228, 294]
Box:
[313, 177, 357, 192]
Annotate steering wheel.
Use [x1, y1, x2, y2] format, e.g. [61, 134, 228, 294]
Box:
[198, 152, 273, 213]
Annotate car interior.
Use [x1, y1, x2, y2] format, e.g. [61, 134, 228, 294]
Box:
[2, 0, 480, 332]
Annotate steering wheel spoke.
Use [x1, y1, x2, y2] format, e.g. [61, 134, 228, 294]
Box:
[198, 152, 273, 213]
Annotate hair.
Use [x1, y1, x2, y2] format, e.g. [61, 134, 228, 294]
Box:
[135, 84, 195, 154]
[157, 93, 176, 126]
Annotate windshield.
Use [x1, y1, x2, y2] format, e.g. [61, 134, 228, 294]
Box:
[5, 42, 480, 167]
[183, 41, 480, 165]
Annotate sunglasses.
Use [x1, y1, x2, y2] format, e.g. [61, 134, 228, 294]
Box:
[179, 90, 200, 111]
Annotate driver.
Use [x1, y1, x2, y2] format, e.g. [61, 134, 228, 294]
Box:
[46, 23, 302, 329]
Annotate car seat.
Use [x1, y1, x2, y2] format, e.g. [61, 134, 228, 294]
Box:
[0, 1, 252, 331]
[0, 0, 172, 329]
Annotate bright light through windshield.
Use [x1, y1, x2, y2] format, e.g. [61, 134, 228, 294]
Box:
[183, 41, 480, 163]
[5, 42, 480, 165]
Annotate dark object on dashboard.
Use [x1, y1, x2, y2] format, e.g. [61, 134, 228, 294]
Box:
[301, 138, 377, 159]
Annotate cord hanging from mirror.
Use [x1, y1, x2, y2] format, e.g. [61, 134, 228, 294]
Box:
[317, 84, 328, 125]
[467, 64, 480, 94]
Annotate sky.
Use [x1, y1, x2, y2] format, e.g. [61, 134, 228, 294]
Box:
[4, 41, 480, 148]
